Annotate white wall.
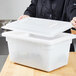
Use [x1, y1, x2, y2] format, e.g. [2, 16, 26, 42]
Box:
[0, 0, 31, 20]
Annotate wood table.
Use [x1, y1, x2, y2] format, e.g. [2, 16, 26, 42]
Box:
[71, 29, 76, 34]
[0, 52, 76, 76]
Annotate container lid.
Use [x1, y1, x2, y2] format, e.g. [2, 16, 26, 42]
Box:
[2, 17, 73, 37]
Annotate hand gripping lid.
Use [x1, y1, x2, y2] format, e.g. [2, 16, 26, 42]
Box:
[2, 17, 73, 37]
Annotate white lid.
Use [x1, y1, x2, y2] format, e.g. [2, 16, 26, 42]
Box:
[2, 17, 73, 37]
[2, 31, 76, 45]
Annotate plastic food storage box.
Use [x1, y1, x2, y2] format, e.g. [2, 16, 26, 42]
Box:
[2, 17, 76, 72]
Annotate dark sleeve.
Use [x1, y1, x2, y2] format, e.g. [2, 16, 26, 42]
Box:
[67, 0, 76, 21]
[24, 0, 38, 17]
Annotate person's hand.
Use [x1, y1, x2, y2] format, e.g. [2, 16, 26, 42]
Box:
[18, 15, 30, 20]
[71, 17, 76, 28]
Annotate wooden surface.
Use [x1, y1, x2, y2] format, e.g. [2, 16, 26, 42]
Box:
[0, 52, 76, 76]
[71, 29, 76, 34]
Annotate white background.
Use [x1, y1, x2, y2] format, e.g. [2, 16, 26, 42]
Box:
[0, 0, 31, 20]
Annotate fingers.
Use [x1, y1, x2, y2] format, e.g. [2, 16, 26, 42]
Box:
[71, 17, 76, 29]
[18, 16, 24, 20]
[73, 17, 76, 22]
[18, 15, 30, 20]
[71, 20, 76, 26]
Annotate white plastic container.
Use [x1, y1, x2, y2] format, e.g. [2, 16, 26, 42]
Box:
[2, 17, 76, 71]
[2, 31, 75, 72]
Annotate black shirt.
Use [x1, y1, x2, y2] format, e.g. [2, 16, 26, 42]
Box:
[24, 0, 76, 21]
[52, 0, 65, 19]
[41, 0, 65, 20]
